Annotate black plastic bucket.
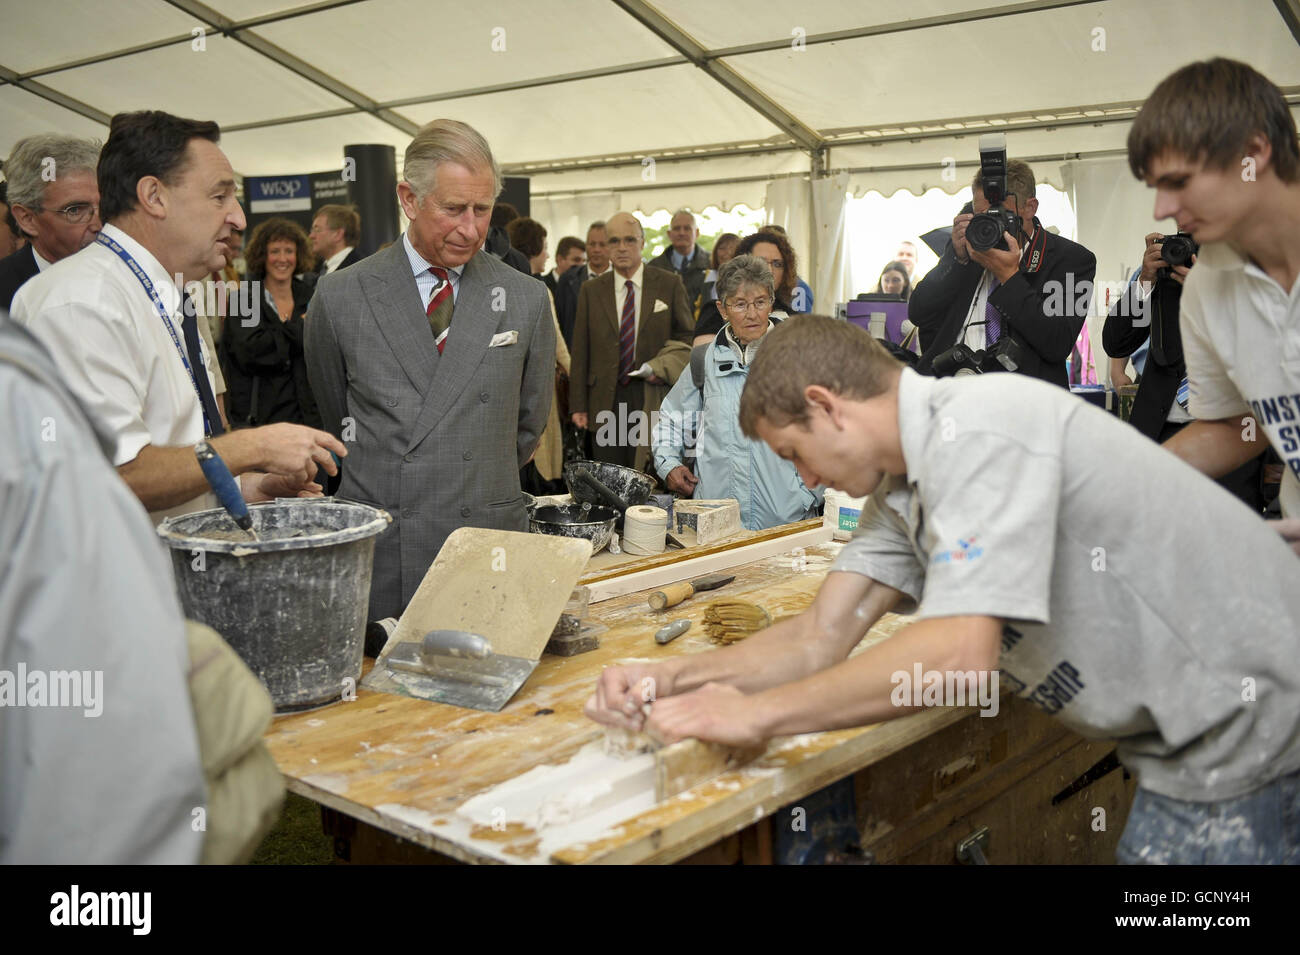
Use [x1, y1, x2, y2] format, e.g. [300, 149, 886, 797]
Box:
[157, 498, 392, 712]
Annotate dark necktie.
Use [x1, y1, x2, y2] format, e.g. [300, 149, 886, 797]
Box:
[427, 266, 454, 354]
[984, 276, 1001, 346]
[180, 292, 224, 437]
[619, 280, 636, 386]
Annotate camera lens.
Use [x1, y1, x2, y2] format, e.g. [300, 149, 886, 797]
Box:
[1160, 235, 1197, 267]
[967, 213, 1003, 252]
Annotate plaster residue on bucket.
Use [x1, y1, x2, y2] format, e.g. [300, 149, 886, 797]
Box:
[156, 499, 391, 713]
[194, 524, 330, 543]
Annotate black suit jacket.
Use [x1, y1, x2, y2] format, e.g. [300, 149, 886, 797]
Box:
[648, 245, 710, 313]
[911, 220, 1097, 389]
[0, 245, 40, 312]
[336, 247, 363, 271]
[556, 264, 608, 348]
[1103, 275, 1184, 441]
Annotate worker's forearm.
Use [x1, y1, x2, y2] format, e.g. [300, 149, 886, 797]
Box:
[1164, 417, 1263, 479]
[665, 613, 829, 695]
[117, 431, 265, 512]
[752, 617, 1002, 738]
[209, 428, 264, 474]
[117, 444, 218, 512]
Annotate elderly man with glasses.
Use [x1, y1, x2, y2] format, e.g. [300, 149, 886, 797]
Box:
[653, 254, 822, 530]
[0, 135, 104, 310]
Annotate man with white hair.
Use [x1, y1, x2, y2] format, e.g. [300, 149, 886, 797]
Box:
[0, 134, 103, 310]
[305, 119, 555, 623]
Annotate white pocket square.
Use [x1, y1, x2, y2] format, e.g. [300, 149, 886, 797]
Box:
[489, 330, 518, 347]
[653, 299, 669, 313]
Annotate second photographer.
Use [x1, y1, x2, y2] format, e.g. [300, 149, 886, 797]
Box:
[1103, 232, 1266, 510]
[911, 140, 1096, 387]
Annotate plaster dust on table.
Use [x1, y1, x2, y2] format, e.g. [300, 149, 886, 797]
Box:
[453, 740, 658, 858]
[301, 773, 349, 793]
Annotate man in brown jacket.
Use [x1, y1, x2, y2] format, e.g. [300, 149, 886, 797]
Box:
[570, 212, 695, 467]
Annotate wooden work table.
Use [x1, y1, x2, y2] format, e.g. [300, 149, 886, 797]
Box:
[265, 531, 1134, 865]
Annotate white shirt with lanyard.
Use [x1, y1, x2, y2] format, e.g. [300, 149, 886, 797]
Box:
[96, 231, 216, 439]
[10, 223, 219, 521]
[959, 223, 1045, 352]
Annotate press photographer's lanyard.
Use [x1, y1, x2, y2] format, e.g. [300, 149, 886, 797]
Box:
[95, 232, 213, 437]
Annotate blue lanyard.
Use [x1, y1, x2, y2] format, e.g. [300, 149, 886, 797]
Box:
[95, 232, 212, 437]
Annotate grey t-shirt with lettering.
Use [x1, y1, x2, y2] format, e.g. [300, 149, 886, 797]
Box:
[833, 368, 1300, 802]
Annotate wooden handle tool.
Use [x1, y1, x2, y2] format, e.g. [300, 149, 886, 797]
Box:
[648, 572, 736, 611]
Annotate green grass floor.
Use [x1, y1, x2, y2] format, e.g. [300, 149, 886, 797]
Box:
[250, 791, 336, 865]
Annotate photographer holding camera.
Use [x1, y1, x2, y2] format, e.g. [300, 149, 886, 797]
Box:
[1128, 58, 1300, 536]
[1103, 232, 1264, 509]
[911, 139, 1096, 387]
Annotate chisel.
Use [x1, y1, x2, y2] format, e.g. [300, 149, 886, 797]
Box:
[648, 573, 735, 611]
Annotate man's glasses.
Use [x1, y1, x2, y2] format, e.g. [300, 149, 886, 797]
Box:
[49, 202, 98, 225]
[724, 297, 771, 315]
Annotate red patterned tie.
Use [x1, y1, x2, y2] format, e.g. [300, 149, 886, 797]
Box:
[427, 266, 454, 354]
[618, 279, 636, 386]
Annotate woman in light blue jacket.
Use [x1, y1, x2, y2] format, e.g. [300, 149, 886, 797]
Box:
[652, 255, 822, 530]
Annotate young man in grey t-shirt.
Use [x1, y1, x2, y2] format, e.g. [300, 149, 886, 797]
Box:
[586, 316, 1300, 864]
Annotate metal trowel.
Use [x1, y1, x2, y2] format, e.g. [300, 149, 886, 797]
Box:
[383, 629, 537, 713]
[361, 527, 592, 711]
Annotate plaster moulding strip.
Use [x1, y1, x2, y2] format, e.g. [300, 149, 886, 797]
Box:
[582, 523, 833, 604]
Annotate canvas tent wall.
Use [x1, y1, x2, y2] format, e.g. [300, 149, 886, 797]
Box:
[2, 0, 1298, 318]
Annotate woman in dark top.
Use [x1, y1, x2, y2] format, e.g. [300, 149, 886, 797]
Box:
[220, 217, 321, 429]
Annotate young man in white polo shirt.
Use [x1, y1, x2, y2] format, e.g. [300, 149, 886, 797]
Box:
[586, 316, 1300, 864]
[1127, 58, 1300, 537]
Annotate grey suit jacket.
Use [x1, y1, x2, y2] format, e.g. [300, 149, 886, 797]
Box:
[305, 240, 555, 622]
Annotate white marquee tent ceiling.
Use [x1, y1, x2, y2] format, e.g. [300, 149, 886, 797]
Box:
[2, 0, 1298, 211]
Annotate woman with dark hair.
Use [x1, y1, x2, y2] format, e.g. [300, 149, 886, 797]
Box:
[219, 217, 321, 429]
[737, 230, 800, 312]
[873, 260, 912, 300]
[506, 216, 548, 277]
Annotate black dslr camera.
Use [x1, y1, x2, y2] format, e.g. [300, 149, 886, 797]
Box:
[1157, 232, 1199, 269]
[967, 133, 1022, 253]
[929, 337, 1027, 377]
